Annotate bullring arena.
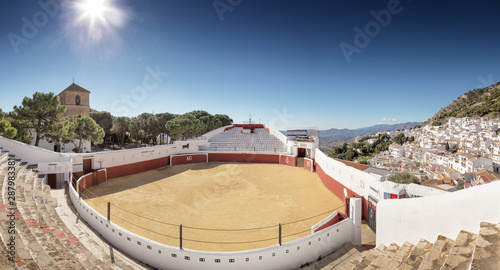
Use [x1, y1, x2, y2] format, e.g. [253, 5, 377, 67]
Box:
[2, 123, 500, 270]
[82, 162, 344, 251]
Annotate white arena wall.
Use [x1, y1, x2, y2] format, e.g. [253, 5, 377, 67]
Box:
[314, 150, 445, 202]
[71, 172, 362, 270]
[0, 136, 73, 176]
[9, 127, 499, 268]
[376, 180, 500, 247]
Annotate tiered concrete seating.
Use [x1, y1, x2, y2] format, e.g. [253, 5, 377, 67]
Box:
[441, 230, 477, 269]
[0, 151, 138, 269]
[0, 158, 56, 269]
[398, 239, 433, 269]
[208, 127, 287, 152]
[470, 222, 500, 269]
[300, 242, 367, 269]
[304, 221, 500, 269]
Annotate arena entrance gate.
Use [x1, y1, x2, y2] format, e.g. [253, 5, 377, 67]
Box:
[367, 195, 378, 233]
[297, 148, 306, 158]
[83, 158, 92, 174]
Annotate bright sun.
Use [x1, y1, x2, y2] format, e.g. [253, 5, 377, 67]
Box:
[82, 0, 106, 19]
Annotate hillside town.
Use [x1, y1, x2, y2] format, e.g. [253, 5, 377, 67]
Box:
[367, 117, 500, 192]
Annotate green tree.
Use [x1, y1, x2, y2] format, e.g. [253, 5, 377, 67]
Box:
[0, 119, 18, 139]
[166, 114, 200, 140]
[111, 116, 130, 146]
[0, 108, 4, 120]
[45, 117, 75, 152]
[90, 110, 113, 143]
[388, 172, 420, 184]
[156, 113, 176, 144]
[129, 116, 146, 144]
[215, 114, 233, 126]
[70, 114, 105, 153]
[7, 118, 32, 144]
[165, 111, 233, 141]
[12, 92, 66, 146]
[394, 133, 407, 145]
[344, 149, 358, 161]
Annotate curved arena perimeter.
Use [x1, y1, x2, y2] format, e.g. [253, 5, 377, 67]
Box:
[81, 162, 344, 252]
[1, 123, 500, 269]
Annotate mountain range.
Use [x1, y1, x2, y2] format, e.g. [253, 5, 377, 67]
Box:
[318, 122, 423, 148]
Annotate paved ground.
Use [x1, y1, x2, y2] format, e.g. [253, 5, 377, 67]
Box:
[83, 162, 345, 252]
[361, 222, 376, 245]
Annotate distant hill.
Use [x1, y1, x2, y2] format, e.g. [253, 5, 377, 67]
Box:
[318, 122, 423, 148]
[429, 81, 500, 124]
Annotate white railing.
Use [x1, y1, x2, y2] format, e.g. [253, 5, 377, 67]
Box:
[71, 174, 361, 270]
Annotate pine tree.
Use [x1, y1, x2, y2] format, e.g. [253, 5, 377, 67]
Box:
[70, 114, 105, 153]
[0, 120, 17, 139]
[12, 92, 66, 146]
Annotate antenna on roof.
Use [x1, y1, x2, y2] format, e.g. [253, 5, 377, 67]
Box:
[72, 77, 74, 83]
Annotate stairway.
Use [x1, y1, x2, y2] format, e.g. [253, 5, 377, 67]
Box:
[0, 150, 141, 269]
[302, 222, 500, 269]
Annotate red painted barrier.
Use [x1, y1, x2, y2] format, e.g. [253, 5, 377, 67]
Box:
[92, 169, 107, 185]
[171, 154, 208, 166]
[304, 158, 314, 172]
[315, 163, 368, 221]
[313, 213, 340, 233]
[279, 154, 297, 167]
[106, 157, 170, 179]
[208, 153, 279, 163]
[79, 174, 93, 193]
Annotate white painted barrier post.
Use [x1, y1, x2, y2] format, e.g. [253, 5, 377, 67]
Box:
[350, 197, 362, 246]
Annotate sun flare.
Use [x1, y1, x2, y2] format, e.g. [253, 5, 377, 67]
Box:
[82, 0, 106, 19]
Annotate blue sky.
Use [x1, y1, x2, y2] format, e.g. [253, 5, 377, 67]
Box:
[1, 0, 500, 129]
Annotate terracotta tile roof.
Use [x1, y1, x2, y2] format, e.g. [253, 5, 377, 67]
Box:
[421, 179, 441, 186]
[476, 169, 499, 181]
[333, 158, 370, 171]
[481, 176, 491, 183]
[59, 83, 91, 95]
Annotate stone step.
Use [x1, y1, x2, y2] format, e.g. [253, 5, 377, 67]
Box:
[37, 195, 109, 270]
[34, 196, 87, 269]
[26, 164, 38, 170]
[311, 242, 365, 270]
[52, 188, 140, 270]
[0, 236, 16, 269]
[0, 167, 40, 269]
[0, 215, 40, 269]
[0, 158, 8, 168]
[45, 199, 118, 270]
[0, 170, 50, 269]
[21, 177, 83, 270]
[4, 174, 62, 269]
[390, 242, 415, 263]
[340, 243, 387, 270]
[441, 230, 477, 270]
[417, 235, 454, 270]
[24, 174, 35, 193]
[398, 239, 433, 270]
[470, 221, 500, 269]
[16, 171, 95, 270]
[364, 243, 403, 269]
[18, 193, 76, 269]
[34, 176, 44, 191]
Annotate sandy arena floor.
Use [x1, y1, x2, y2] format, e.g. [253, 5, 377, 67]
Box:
[82, 163, 344, 251]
